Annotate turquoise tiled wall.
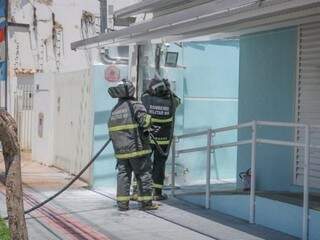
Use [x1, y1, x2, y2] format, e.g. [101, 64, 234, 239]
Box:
[179, 193, 320, 240]
[237, 27, 297, 191]
[91, 40, 240, 188]
[91, 64, 128, 188]
[165, 40, 240, 184]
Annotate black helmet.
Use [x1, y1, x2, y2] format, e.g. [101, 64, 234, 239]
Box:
[148, 78, 170, 96]
[108, 79, 135, 99]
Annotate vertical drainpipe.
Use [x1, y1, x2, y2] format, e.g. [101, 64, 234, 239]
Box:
[99, 0, 108, 34]
[155, 44, 161, 78]
[136, 45, 141, 97]
[33, 6, 37, 30]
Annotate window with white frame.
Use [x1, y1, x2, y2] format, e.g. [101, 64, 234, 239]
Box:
[295, 21, 320, 188]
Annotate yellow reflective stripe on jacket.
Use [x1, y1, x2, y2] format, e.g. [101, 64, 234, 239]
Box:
[115, 149, 152, 159]
[143, 114, 152, 128]
[151, 139, 170, 145]
[109, 124, 138, 132]
[117, 196, 131, 202]
[153, 183, 163, 189]
[138, 196, 153, 201]
[151, 117, 173, 123]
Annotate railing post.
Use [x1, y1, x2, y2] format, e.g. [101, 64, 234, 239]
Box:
[249, 121, 257, 224]
[205, 129, 213, 209]
[302, 125, 310, 240]
[171, 136, 176, 196]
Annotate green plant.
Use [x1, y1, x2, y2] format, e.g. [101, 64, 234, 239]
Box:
[0, 218, 10, 240]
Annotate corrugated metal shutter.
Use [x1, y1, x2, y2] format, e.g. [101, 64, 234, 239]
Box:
[295, 21, 320, 188]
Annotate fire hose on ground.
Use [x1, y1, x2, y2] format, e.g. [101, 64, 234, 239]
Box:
[2, 130, 219, 238]
[3, 139, 111, 220]
[3, 132, 169, 220]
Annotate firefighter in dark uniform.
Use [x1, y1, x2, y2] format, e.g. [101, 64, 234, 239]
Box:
[141, 78, 180, 200]
[108, 80, 158, 211]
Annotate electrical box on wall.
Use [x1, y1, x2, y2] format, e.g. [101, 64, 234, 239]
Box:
[165, 52, 179, 67]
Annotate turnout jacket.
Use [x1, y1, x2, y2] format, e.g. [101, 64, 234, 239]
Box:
[141, 86, 180, 145]
[108, 83, 151, 160]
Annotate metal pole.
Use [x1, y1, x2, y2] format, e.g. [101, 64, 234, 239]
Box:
[99, 0, 108, 33]
[205, 129, 212, 209]
[302, 125, 310, 240]
[249, 121, 257, 224]
[171, 136, 176, 196]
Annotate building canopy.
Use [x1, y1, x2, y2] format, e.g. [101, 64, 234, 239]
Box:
[71, 0, 320, 50]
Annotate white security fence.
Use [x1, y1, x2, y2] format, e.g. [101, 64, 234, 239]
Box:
[14, 84, 34, 151]
[170, 120, 320, 240]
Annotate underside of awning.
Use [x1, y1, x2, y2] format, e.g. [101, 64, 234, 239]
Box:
[71, 0, 320, 50]
[114, 0, 213, 18]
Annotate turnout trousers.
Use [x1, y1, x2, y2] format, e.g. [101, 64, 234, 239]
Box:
[117, 156, 153, 208]
[151, 144, 169, 196]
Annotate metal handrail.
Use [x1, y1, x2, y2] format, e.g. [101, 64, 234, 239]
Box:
[176, 130, 209, 139]
[256, 120, 307, 128]
[176, 146, 207, 155]
[171, 120, 320, 240]
[257, 138, 306, 148]
[213, 121, 254, 133]
[213, 140, 252, 150]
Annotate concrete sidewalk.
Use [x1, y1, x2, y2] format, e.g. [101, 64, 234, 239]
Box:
[0, 152, 86, 190]
[0, 154, 298, 240]
[0, 187, 299, 240]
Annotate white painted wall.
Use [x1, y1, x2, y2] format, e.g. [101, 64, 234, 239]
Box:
[53, 69, 93, 182]
[8, 0, 99, 163]
[9, 0, 100, 72]
[12, 0, 140, 181]
[8, 0, 142, 113]
[32, 72, 55, 165]
[32, 70, 93, 182]
[8, 0, 100, 114]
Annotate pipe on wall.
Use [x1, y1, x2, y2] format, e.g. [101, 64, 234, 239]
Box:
[98, 0, 129, 65]
[99, 48, 129, 65]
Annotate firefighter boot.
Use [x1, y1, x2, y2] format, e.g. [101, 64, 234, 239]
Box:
[153, 188, 168, 201]
[130, 177, 139, 201]
[140, 201, 159, 211]
[117, 201, 129, 211]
